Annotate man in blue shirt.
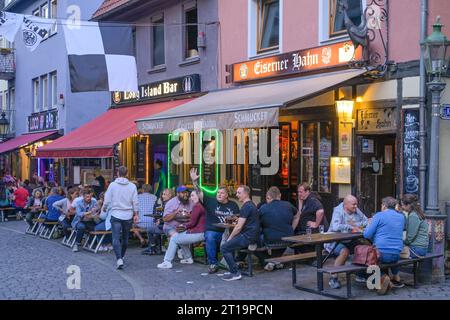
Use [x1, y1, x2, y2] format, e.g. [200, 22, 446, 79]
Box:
[44, 187, 65, 221]
[72, 189, 98, 253]
[363, 196, 405, 294]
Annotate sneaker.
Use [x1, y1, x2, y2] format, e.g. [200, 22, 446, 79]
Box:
[107, 245, 113, 251]
[355, 275, 367, 283]
[329, 277, 341, 289]
[275, 263, 284, 270]
[180, 258, 194, 264]
[222, 272, 242, 281]
[208, 264, 219, 274]
[264, 262, 275, 272]
[141, 248, 154, 255]
[98, 245, 107, 252]
[72, 244, 79, 252]
[391, 280, 405, 288]
[377, 275, 391, 295]
[116, 259, 124, 270]
[177, 249, 183, 259]
[157, 261, 173, 269]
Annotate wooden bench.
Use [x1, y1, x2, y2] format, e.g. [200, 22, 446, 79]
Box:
[61, 228, 76, 248]
[265, 252, 318, 285]
[39, 221, 59, 239]
[83, 230, 112, 253]
[0, 207, 17, 222]
[239, 242, 305, 277]
[318, 252, 444, 299]
[25, 217, 45, 236]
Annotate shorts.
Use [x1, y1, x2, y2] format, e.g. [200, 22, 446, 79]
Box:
[333, 240, 360, 256]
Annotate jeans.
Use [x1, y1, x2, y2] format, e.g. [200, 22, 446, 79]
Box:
[94, 221, 112, 245]
[111, 216, 133, 260]
[379, 252, 400, 276]
[60, 218, 72, 238]
[205, 230, 224, 265]
[75, 221, 96, 244]
[409, 246, 427, 258]
[164, 232, 205, 263]
[220, 234, 250, 274]
[147, 225, 165, 251]
[25, 211, 39, 228]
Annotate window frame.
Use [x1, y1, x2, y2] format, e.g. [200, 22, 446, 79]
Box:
[50, 0, 58, 34]
[256, 0, 280, 54]
[32, 8, 40, 17]
[41, 75, 48, 111]
[151, 14, 165, 67]
[10, 87, 15, 111]
[184, 6, 199, 60]
[33, 78, 40, 113]
[329, 0, 363, 38]
[51, 72, 57, 108]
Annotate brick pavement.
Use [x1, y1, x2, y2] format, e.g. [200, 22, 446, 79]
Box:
[1, 221, 449, 300]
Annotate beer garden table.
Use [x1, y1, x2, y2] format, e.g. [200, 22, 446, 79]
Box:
[282, 232, 364, 299]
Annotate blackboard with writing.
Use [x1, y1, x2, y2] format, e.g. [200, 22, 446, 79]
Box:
[403, 109, 420, 195]
[136, 142, 146, 179]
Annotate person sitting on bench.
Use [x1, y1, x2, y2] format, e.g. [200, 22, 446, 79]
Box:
[53, 188, 79, 238]
[24, 189, 44, 228]
[294, 183, 327, 253]
[363, 197, 405, 294]
[157, 190, 206, 269]
[401, 194, 429, 259]
[220, 185, 259, 281]
[72, 188, 98, 252]
[256, 186, 298, 272]
[325, 195, 369, 289]
[44, 187, 65, 222]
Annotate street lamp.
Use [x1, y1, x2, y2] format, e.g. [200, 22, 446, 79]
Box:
[0, 112, 10, 140]
[421, 16, 450, 284]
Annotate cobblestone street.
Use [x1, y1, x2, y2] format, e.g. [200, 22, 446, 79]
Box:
[1, 221, 449, 300]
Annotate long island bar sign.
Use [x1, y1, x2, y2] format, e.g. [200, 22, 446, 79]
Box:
[232, 41, 362, 83]
[112, 74, 201, 106]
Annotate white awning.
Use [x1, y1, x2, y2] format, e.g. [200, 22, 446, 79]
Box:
[136, 68, 366, 134]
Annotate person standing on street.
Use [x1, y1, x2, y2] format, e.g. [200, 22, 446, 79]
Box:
[102, 166, 139, 269]
[153, 159, 166, 198]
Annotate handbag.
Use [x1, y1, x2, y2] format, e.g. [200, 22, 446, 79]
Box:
[353, 245, 381, 266]
[400, 245, 410, 259]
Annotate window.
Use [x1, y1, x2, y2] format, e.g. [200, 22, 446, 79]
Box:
[152, 16, 165, 66]
[33, 79, 40, 112]
[42, 75, 48, 110]
[329, 0, 362, 37]
[257, 0, 279, 53]
[10, 88, 15, 110]
[51, 73, 57, 107]
[33, 8, 40, 17]
[184, 7, 198, 59]
[41, 3, 49, 18]
[50, 0, 58, 34]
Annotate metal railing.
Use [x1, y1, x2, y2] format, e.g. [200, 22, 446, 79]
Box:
[0, 48, 15, 80]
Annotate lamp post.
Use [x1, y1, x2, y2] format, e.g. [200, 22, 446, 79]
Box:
[0, 112, 10, 141]
[422, 16, 450, 283]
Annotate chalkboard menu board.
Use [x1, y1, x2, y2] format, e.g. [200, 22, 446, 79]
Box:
[136, 142, 146, 179]
[250, 164, 262, 189]
[113, 145, 121, 175]
[202, 139, 216, 186]
[403, 109, 420, 194]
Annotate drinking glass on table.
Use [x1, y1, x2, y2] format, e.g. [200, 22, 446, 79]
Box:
[319, 225, 325, 234]
[306, 227, 312, 239]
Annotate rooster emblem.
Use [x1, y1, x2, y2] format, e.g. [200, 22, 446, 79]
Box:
[338, 0, 369, 50]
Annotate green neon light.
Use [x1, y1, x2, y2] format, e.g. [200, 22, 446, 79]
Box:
[167, 133, 172, 189]
[199, 130, 220, 195]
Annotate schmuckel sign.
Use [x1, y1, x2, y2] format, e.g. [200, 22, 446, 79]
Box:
[111, 74, 201, 106]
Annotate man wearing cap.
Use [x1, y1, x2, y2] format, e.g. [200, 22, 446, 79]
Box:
[161, 185, 194, 262]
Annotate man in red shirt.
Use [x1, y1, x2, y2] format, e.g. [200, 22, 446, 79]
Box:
[13, 183, 30, 213]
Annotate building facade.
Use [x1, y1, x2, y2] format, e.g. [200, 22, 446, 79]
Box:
[0, 0, 110, 184]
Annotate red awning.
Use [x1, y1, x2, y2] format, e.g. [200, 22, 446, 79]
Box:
[35, 99, 191, 158]
[0, 131, 59, 155]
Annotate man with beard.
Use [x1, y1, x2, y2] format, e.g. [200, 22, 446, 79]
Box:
[161, 185, 194, 261]
[190, 168, 240, 274]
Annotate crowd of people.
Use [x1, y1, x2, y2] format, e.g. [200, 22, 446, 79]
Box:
[0, 166, 430, 291]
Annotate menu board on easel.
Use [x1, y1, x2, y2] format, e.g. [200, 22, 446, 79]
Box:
[402, 108, 420, 195]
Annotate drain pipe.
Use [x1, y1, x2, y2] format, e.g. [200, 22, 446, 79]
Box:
[419, 0, 428, 205]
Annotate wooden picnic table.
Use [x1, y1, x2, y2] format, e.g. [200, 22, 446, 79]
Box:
[282, 232, 364, 299]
